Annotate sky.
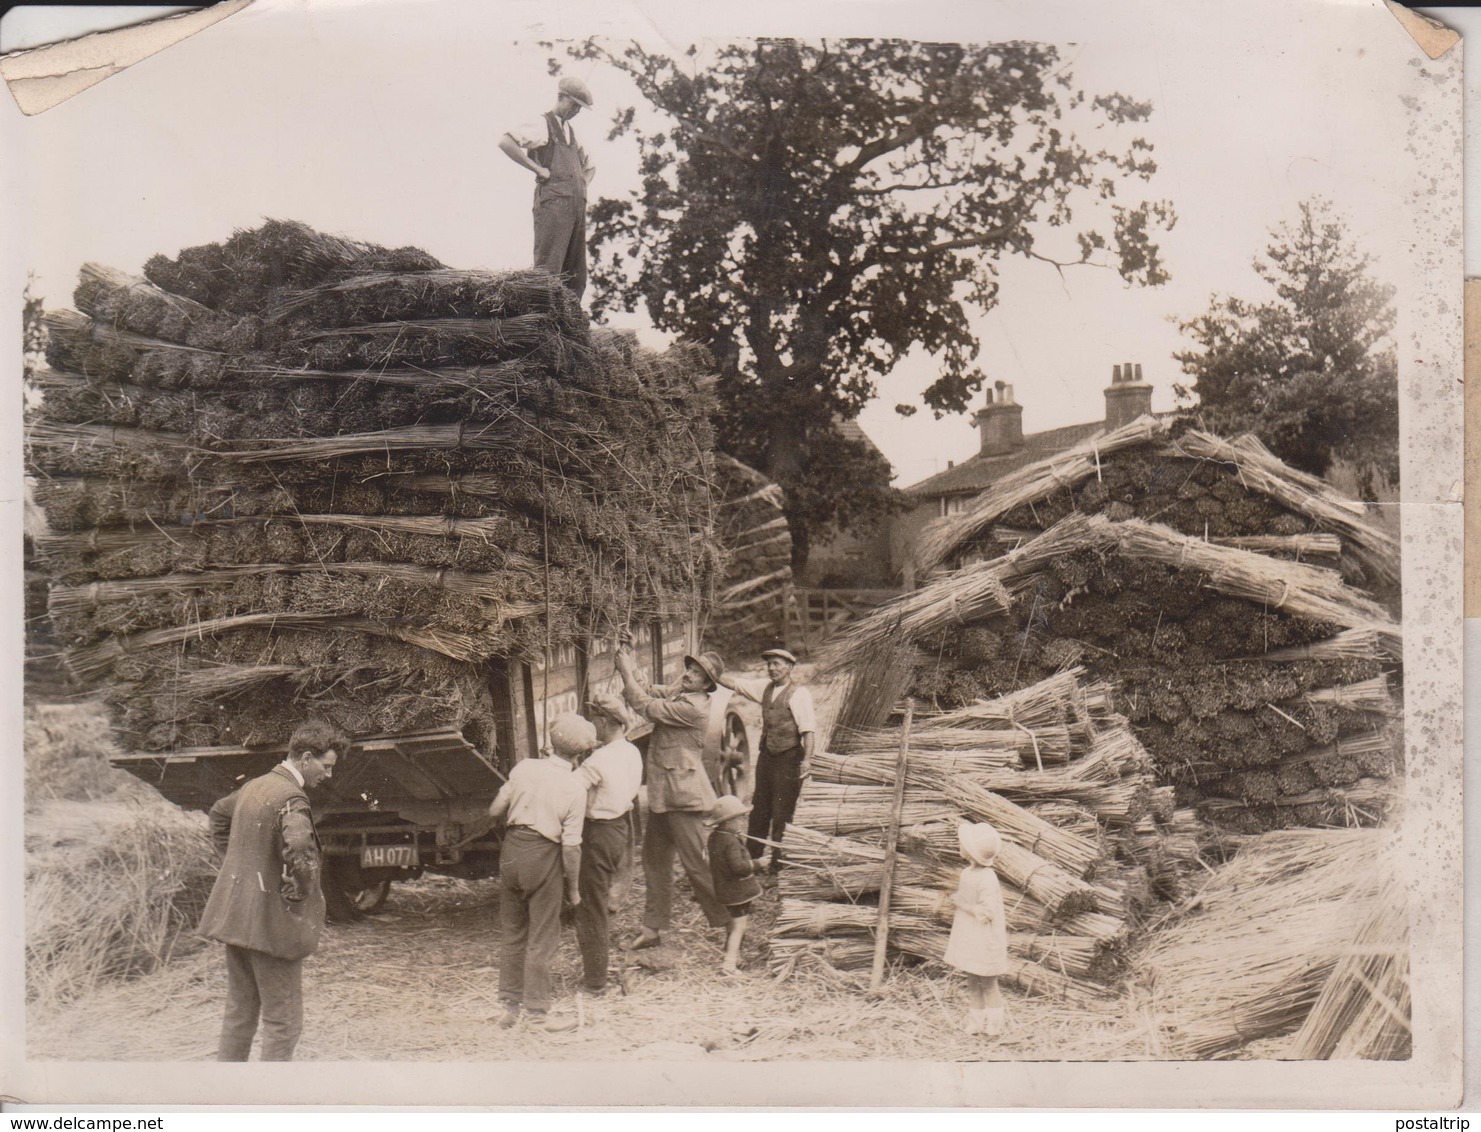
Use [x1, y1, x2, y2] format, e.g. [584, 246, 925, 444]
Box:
[3, 0, 1424, 487]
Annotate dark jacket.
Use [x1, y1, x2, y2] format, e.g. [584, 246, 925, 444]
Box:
[707, 827, 761, 906]
[197, 764, 326, 961]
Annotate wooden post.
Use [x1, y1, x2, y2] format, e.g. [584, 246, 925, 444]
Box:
[870, 700, 914, 993]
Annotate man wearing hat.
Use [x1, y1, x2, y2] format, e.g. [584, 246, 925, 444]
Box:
[499, 76, 596, 299]
[613, 644, 731, 949]
[718, 648, 816, 871]
[573, 692, 643, 994]
[487, 711, 593, 1032]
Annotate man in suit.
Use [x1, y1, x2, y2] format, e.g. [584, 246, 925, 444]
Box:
[614, 645, 731, 949]
[199, 719, 348, 1061]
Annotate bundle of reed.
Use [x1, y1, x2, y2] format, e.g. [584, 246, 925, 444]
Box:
[73, 263, 261, 352]
[1147, 786, 1177, 823]
[1285, 873, 1410, 1059]
[227, 421, 521, 463]
[1022, 800, 1103, 845]
[836, 726, 1063, 767]
[1260, 628, 1385, 663]
[1294, 676, 1396, 715]
[926, 668, 1099, 733]
[939, 778, 1102, 876]
[1213, 533, 1342, 559]
[264, 267, 582, 327]
[773, 897, 938, 940]
[1141, 828, 1389, 1058]
[914, 415, 1174, 572]
[790, 783, 954, 838]
[1169, 430, 1399, 589]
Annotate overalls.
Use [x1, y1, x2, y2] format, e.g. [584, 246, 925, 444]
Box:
[530, 110, 590, 299]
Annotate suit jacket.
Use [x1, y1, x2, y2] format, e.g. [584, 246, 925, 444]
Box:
[625, 683, 719, 814]
[197, 764, 326, 961]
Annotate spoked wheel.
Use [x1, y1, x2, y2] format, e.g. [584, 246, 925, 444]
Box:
[323, 859, 392, 923]
[721, 712, 753, 802]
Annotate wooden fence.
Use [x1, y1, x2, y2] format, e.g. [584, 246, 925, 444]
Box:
[789, 587, 901, 656]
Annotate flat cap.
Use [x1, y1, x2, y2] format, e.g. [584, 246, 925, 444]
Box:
[558, 75, 593, 108]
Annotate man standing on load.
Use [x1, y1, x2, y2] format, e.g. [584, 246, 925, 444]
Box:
[718, 648, 816, 873]
[198, 719, 348, 1061]
[613, 644, 732, 950]
[499, 76, 596, 300]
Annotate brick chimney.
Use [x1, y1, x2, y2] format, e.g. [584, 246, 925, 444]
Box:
[1104, 362, 1153, 430]
[974, 380, 1024, 456]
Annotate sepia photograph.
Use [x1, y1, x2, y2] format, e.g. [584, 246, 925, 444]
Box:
[0, 0, 1464, 1109]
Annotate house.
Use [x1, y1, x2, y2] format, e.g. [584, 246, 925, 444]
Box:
[795, 419, 897, 589]
[891, 363, 1158, 586]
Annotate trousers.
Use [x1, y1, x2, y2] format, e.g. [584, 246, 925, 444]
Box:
[498, 826, 564, 1014]
[747, 747, 806, 860]
[574, 814, 629, 990]
[218, 944, 304, 1061]
[532, 191, 587, 299]
[642, 808, 729, 932]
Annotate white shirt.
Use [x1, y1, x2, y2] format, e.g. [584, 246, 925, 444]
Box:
[726, 678, 817, 735]
[507, 115, 572, 150]
[279, 759, 305, 788]
[578, 738, 643, 821]
[495, 757, 586, 846]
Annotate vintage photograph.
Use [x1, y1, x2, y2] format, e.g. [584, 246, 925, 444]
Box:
[1, 0, 1463, 1109]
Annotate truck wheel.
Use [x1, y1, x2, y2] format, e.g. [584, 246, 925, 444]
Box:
[722, 711, 753, 802]
[323, 860, 392, 922]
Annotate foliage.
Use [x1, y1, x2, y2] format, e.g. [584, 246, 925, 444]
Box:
[1174, 199, 1398, 488]
[561, 38, 1174, 563]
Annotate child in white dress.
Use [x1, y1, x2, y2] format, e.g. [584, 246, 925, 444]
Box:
[942, 821, 1008, 1036]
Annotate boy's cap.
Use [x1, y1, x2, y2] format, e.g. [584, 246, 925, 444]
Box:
[548, 712, 598, 757]
[706, 794, 751, 825]
[586, 691, 632, 728]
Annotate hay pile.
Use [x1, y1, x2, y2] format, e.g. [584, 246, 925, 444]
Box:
[828, 513, 1401, 833]
[915, 417, 1400, 596]
[27, 221, 721, 753]
[1138, 828, 1405, 1059]
[769, 669, 1208, 1001]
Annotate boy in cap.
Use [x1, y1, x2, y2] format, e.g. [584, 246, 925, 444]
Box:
[573, 692, 643, 995]
[614, 644, 731, 949]
[705, 795, 762, 974]
[499, 76, 596, 298]
[487, 711, 593, 1032]
[718, 647, 816, 871]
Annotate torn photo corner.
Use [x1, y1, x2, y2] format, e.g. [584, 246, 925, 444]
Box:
[0, 0, 1464, 1110]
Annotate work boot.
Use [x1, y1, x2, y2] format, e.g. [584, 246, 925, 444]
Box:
[497, 1004, 521, 1030]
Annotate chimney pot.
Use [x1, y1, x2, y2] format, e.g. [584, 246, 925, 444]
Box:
[973, 383, 1025, 456]
[1104, 360, 1152, 429]
[1112, 364, 1122, 384]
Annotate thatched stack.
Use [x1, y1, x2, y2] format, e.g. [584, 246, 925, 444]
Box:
[26, 221, 721, 754]
[1138, 828, 1405, 1059]
[915, 416, 1400, 597]
[709, 453, 793, 651]
[769, 669, 1206, 999]
[827, 512, 1401, 833]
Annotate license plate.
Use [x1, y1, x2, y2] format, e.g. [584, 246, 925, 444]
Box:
[360, 845, 417, 869]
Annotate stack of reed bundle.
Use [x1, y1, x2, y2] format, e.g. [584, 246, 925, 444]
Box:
[914, 417, 1399, 595]
[708, 453, 794, 651]
[1138, 828, 1401, 1059]
[824, 512, 1402, 832]
[770, 670, 1181, 999]
[27, 221, 726, 754]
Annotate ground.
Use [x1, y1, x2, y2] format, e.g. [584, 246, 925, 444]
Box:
[27, 867, 1162, 1063]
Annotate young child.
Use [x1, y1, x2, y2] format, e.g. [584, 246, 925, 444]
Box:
[942, 821, 1009, 1037]
[705, 795, 762, 974]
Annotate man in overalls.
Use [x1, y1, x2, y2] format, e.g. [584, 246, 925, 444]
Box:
[499, 76, 595, 299]
[718, 648, 816, 872]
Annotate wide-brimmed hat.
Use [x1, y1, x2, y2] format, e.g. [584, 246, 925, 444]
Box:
[557, 75, 593, 108]
[585, 691, 632, 728]
[684, 651, 725, 688]
[705, 794, 751, 825]
[760, 648, 798, 666]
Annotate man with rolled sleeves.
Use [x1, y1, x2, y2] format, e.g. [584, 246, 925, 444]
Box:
[199, 719, 348, 1061]
[613, 645, 731, 949]
[573, 692, 643, 994]
[718, 648, 816, 872]
[499, 76, 596, 300]
[488, 712, 592, 1033]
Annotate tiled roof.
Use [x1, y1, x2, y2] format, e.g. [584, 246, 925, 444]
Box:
[836, 417, 887, 459]
[906, 420, 1110, 497]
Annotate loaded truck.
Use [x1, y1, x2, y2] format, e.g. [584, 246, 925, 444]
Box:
[109, 616, 754, 921]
